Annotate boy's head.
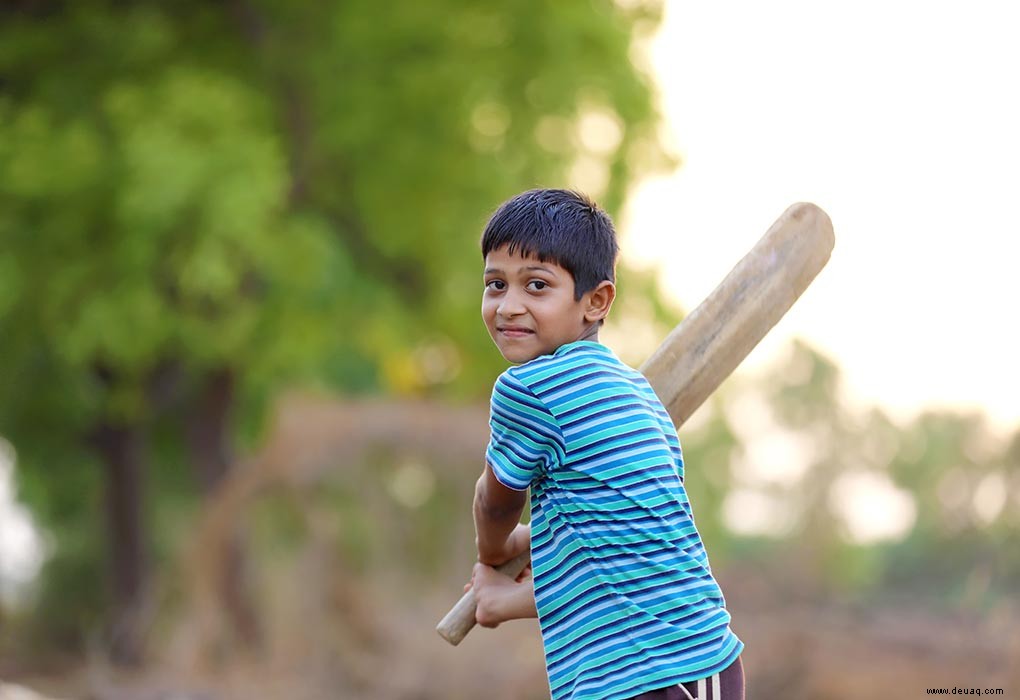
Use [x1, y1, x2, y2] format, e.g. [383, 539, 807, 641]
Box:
[480, 189, 618, 364]
[481, 189, 618, 300]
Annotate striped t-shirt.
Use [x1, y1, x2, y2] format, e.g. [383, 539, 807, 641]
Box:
[485, 340, 743, 700]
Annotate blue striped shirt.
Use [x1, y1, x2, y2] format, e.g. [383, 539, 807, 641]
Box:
[486, 341, 743, 700]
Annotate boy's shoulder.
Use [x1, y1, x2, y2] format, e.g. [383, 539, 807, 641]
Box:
[498, 340, 638, 399]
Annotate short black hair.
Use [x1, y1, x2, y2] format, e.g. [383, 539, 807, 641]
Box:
[480, 189, 618, 301]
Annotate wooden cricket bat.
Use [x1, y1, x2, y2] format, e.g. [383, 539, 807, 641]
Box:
[437, 202, 835, 646]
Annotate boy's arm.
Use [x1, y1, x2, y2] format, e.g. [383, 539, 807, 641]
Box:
[473, 464, 528, 565]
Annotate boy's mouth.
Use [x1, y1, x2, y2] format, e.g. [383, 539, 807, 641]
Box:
[498, 325, 534, 337]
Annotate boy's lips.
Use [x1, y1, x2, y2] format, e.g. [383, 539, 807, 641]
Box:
[498, 325, 534, 337]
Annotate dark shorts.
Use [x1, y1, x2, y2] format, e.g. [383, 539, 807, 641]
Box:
[627, 655, 744, 700]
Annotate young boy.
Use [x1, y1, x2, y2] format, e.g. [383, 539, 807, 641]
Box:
[470, 189, 745, 700]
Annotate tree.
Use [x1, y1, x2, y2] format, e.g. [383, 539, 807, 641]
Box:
[0, 0, 670, 663]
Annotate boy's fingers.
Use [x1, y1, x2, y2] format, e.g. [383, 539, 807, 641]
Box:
[514, 564, 533, 583]
[465, 565, 482, 592]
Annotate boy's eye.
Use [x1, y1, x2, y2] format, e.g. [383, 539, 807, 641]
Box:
[485, 280, 506, 291]
[528, 280, 547, 291]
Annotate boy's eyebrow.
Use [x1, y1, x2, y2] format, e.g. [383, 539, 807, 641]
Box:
[483, 265, 556, 275]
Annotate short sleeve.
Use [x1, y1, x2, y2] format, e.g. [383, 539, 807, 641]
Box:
[486, 371, 564, 491]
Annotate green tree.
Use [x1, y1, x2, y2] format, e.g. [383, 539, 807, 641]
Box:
[0, 0, 670, 663]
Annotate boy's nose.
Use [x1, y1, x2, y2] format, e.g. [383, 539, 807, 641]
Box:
[497, 290, 526, 317]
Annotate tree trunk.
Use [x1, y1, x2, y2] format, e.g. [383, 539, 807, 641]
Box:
[93, 421, 149, 666]
[186, 367, 261, 648]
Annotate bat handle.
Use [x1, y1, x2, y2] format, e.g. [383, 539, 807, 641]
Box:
[436, 551, 531, 645]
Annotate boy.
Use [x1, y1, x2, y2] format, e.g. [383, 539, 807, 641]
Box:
[470, 189, 745, 700]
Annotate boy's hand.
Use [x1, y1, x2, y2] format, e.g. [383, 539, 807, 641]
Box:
[465, 561, 538, 628]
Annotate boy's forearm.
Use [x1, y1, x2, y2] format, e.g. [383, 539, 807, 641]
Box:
[497, 576, 538, 622]
[473, 473, 525, 564]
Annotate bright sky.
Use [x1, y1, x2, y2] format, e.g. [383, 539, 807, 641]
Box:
[622, 0, 1020, 432]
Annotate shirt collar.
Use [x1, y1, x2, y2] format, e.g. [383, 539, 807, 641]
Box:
[554, 340, 612, 357]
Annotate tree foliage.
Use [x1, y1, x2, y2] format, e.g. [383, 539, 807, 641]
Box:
[1, 0, 669, 421]
[0, 0, 672, 657]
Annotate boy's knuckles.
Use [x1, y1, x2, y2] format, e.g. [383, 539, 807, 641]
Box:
[475, 594, 501, 628]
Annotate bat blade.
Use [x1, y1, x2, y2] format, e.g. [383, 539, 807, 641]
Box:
[438, 202, 834, 646]
[641, 202, 835, 427]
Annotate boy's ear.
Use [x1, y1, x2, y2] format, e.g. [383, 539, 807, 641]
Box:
[583, 281, 616, 323]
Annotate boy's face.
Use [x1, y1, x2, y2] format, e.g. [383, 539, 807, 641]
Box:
[482, 246, 595, 364]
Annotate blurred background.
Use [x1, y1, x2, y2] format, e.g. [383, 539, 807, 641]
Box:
[1, 1, 1017, 698]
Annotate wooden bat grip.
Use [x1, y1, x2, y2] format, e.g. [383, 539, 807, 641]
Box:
[435, 551, 531, 646]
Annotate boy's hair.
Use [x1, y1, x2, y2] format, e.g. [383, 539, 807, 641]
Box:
[480, 189, 618, 301]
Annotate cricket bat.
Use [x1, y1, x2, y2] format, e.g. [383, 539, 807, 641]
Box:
[437, 202, 835, 645]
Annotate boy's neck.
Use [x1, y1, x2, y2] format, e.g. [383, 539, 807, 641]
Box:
[575, 324, 600, 345]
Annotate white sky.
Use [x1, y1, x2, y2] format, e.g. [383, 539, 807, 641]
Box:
[621, 0, 1020, 432]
